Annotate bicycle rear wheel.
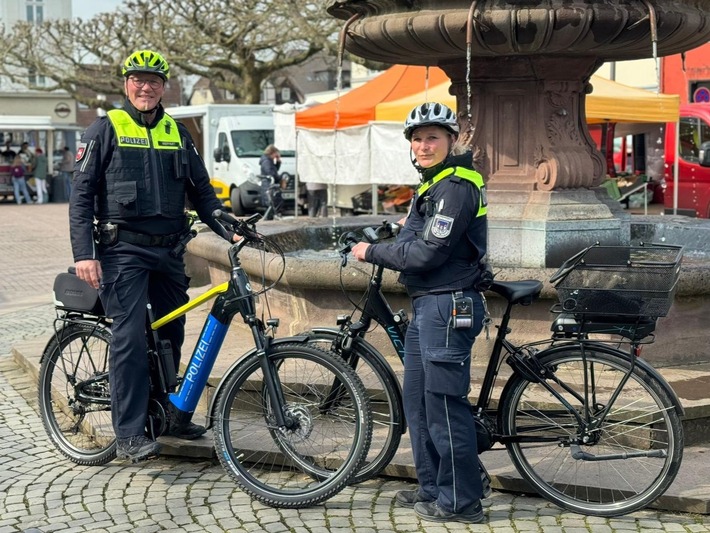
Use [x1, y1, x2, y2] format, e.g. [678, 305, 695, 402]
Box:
[304, 330, 404, 484]
[38, 321, 116, 465]
[499, 344, 683, 517]
[213, 343, 372, 508]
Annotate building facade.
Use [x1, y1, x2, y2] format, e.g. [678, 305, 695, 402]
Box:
[662, 43, 710, 105]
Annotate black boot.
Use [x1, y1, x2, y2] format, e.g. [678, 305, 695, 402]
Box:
[166, 403, 207, 440]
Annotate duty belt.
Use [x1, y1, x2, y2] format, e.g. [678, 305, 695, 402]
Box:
[117, 228, 182, 247]
[97, 223, 182, 248]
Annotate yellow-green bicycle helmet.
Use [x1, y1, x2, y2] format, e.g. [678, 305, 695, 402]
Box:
[122, 50, 170, 81]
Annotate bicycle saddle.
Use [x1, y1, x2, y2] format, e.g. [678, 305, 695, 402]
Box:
[489, 280, 543, 305]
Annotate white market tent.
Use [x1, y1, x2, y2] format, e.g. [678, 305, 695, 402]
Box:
[278, 65, 680, 211]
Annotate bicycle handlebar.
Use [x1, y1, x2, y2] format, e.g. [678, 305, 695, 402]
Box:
[213, 209, 263, 243]
[337, 220, 400, 267]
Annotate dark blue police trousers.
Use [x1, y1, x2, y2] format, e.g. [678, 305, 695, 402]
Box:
[403, 289, 485, 513]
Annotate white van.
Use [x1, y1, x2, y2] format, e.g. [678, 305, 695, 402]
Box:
[166, 104, 300, 215]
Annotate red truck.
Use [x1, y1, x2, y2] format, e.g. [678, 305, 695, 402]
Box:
[663, 103, 710, 217]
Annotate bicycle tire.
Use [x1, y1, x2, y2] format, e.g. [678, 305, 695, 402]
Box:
[38, 321, 116, 465]
[303, 330, 404, 484]
[499, 344, 683, 517]
[213, 343, 373, 508]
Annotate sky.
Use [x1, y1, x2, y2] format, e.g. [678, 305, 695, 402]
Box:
[71, 0, 125, 19]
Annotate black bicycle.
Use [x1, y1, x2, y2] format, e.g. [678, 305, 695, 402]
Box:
[304, 221, 685, 517]
[38, 211, 373, 508]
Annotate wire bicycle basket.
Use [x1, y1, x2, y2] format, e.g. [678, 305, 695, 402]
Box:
[551, 243, 683, 318]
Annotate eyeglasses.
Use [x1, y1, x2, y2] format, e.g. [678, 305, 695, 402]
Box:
[128, 77, 163, 90]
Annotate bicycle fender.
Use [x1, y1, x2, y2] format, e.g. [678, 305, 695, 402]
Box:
[204, 335, 310, 428]
[536, 342, 685, 417]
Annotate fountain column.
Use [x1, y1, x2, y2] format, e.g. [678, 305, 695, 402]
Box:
[327, 0, 710, 267]
[443, 55, 619, 267]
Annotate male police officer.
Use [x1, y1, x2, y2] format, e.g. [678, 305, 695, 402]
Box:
[352, 102, 488, 524]
[70, 50, 237, 463]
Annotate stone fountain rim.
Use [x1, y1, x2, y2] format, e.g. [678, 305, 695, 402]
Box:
[186, 215, 710, 298]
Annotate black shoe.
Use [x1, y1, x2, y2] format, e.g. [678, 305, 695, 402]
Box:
[165, 421, 207, 440]
[116, 435, 161, 463]
[395, 489, 435, 509]
[414, 500, 484, 524]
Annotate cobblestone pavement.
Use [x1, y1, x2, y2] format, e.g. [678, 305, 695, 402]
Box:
[3, 356, 710, 533]
[2, 204, 710, 532]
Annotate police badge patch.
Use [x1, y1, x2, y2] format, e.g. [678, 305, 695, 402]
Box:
[76, 142, 87, 161]
[431, 214, 454, 238]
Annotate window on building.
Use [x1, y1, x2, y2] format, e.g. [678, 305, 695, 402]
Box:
[26, 0, 44, 24]
[678, 117, 710, 163]
[280, 87, 291, 102]
[28, 68, 46, 86]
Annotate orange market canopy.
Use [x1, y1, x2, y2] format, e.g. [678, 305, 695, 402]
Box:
[295, 64, 450, 130]
[375, 75, 680, 124]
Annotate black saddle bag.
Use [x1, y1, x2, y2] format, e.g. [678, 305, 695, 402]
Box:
[52, 271, 105, 316]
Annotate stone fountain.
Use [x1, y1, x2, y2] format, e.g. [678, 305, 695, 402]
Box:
[328, 0, 710, 267]
[187, 1, 710, 371]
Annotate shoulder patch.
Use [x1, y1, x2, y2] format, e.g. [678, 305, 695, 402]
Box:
[76, 142, 87, 162]
[431, 214, 454, 238]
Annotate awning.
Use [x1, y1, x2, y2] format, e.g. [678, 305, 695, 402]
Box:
[374, 75, 680, 124]
[0, 115, 82, 130]
[295, 65, 450, 130]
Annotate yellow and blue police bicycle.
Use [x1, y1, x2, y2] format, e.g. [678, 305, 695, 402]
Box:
[38, 211, 372, 508]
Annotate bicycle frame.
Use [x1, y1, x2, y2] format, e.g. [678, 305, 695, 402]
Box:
[142, 238, 293, 430]
[343, 264, 408, 359]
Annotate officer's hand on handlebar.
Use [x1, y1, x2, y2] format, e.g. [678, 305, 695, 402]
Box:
[213, 209, 260, 242]
[351, 242, 370, 262]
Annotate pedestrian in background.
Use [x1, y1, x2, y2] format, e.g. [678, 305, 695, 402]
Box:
[59, 146, 74, 200]
[10, 154, 32, 205]
[352, 102, 489, 524]
[19, 142, 36, 177]
[306, 182, 328, 217]
[258, 144, 285, 219]
[33, 148, 48, 204]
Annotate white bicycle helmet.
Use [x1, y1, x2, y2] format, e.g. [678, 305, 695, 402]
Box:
[403, 102, 459, 140]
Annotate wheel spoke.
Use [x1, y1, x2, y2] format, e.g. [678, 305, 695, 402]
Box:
[501, 346, 683, 517]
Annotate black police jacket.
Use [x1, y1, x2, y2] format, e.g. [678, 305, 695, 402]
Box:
[366, 153, 488, 297]
[70, 101, 231, 262]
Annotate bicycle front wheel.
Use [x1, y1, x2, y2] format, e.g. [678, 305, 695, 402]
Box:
[213, 343, 372, 508]
[304, 330, 404, 484]
[38, 321, 116, 465]
[499, 344, 683, 517]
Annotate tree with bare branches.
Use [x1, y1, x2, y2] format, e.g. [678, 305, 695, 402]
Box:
[0, 0, 342, 108]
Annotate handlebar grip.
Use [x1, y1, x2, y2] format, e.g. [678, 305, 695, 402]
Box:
[213, 209, 235, 225]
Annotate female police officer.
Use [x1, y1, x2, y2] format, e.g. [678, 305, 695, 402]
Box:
[70, 50, 238, 463]
[352, 102, 488, 524]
